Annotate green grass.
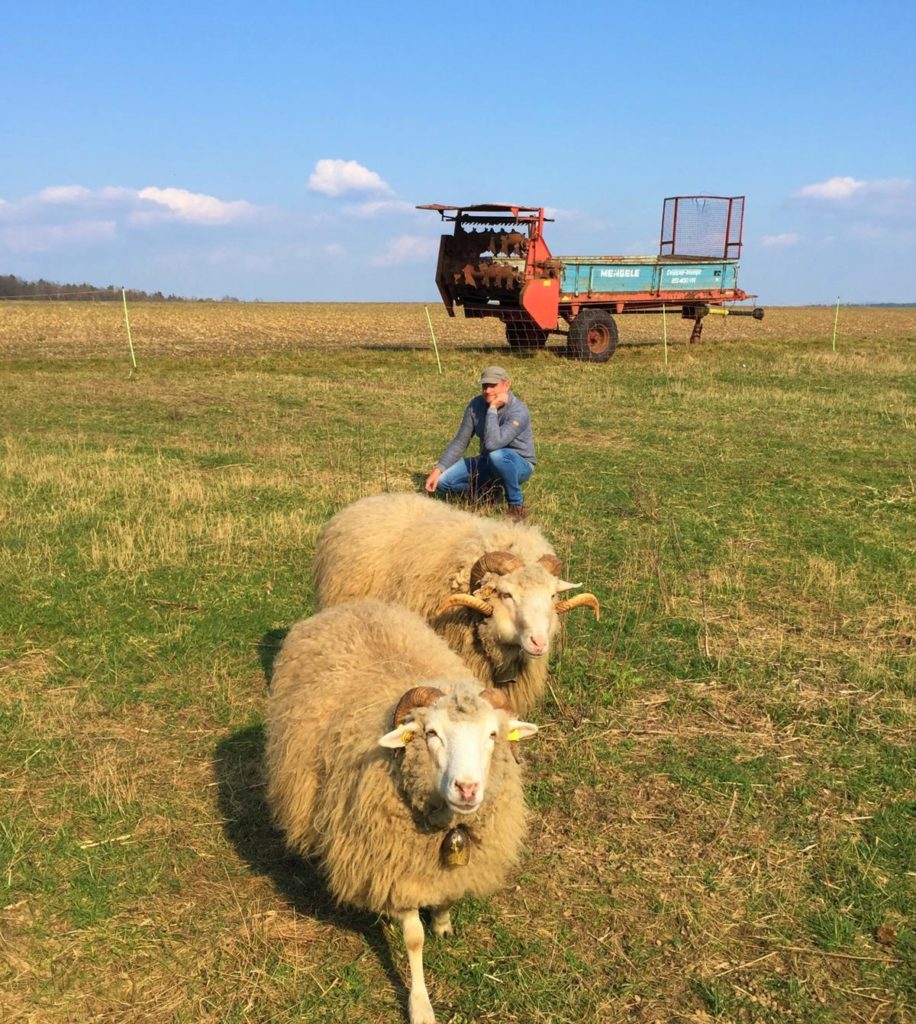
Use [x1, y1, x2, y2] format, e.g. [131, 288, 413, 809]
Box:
[1, 305, 914, 1023]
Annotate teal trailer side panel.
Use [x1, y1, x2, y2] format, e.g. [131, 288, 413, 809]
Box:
[560, 258, 738, 296]
[561, 263, 656, 294]
[659, 263, 737, 290]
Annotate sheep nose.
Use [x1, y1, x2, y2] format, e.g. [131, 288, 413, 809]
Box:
[528, 635, 547, 654]
[456, 781, 478, 803]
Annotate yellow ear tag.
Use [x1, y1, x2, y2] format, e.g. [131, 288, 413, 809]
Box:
[507, 729, 521, 742]
[402, 729, 414, 744]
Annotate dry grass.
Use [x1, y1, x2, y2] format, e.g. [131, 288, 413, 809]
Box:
[0, 302, 913, 1024]
[1, 299, 914, 360]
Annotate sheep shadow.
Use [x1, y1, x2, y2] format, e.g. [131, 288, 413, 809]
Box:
[256, 628, 289, 688]
[214, 723, 410, 1011]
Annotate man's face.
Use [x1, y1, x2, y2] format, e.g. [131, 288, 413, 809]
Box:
[481, 379, 510, 400]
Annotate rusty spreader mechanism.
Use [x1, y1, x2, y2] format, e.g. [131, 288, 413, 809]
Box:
[417, 204, 563, 323]
[441, 224, 562, 293]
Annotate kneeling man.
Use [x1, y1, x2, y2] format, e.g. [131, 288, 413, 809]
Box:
[424, 366, 535, 521]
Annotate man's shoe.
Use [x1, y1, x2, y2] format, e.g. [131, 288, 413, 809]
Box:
[506, 504, 528, 521]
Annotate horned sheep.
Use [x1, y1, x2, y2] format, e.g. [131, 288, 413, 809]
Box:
[312, 492, 600, 715]
[265, 598, 539, 1024]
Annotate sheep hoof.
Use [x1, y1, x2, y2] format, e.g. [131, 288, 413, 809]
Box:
[431, 909, 453, 937]
[409, 991, 436, 1024]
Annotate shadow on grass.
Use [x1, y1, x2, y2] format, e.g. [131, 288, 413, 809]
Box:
[256, 628, 289, 687]
[408, 475, 506, 516]
[214, 722, 409, 1012]
[357, 342, 570, 358]
[358, 343, 507, 354]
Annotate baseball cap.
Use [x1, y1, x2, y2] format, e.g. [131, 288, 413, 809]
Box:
[479, 366, 510, 385]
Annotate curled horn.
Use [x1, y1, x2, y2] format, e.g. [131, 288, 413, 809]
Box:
[478, 688, 515, 713]
[392, 686, 445, 728]
[469, 551, 524, 593]
[554, 593, 601, 619]
[435, 593, 493, 617]
[538, 553, 563, 577]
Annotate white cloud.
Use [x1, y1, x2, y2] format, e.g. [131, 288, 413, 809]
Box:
[371, 234, 439, 266]
[36, 185, 136, 206]
[795, 176, 913, 202]
[308, 158, 391, 197]
[0, 220, 117, 253]
[38, 185, 94, 203]
[761, 232, 801, 248]
[135, 186, 256, 224]
[0, 184, 260, 256]
[545, 206, 586, 222]
[343, 198, 415, 218]
[796, 176, 866, 201]
[1, 184, 257, 227]
[324, 243, 346, 257]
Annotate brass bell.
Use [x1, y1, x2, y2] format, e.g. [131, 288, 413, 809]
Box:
[441, 826, 471, 867]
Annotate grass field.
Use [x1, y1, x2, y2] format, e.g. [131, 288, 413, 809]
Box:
[1, 302, 914, 1023]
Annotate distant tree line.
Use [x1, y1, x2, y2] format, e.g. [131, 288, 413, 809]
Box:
[0, 275, 236, 302]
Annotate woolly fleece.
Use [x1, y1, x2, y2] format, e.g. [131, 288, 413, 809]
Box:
[312, 492, 563, 713]
[265, 599, 530, 917]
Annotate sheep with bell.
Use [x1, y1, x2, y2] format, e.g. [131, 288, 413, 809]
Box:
[265, 598, 540, 1024]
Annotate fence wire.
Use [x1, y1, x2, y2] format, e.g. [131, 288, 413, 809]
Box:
[0, 299, 873, 361]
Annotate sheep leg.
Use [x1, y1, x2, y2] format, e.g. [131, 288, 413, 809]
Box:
[430, 904, 454, 938]
[399, 908, 436, 1024]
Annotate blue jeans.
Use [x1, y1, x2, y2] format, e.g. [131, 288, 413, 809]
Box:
[437, 449, 533, 507]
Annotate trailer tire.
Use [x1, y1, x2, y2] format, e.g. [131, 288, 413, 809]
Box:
[505, 321, 547, 350]
[567, 309, 618, 362]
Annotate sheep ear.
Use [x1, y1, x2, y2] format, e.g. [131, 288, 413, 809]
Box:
[556, 579, 582, 594]
[378, 722, 421, 749]
[506, 720, 539, 742]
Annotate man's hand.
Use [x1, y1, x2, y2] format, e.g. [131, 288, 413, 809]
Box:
[424, 468, 442, 493]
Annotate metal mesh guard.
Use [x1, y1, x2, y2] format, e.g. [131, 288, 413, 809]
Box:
[660, 196, 745, 259]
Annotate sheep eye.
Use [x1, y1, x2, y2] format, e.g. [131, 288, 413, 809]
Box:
[489, 731, 498, 741]
[425, 729, 439, 741]
[500, 593, 514, 604]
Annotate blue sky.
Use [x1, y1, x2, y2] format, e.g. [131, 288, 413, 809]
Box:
[2, 0, 914, 304]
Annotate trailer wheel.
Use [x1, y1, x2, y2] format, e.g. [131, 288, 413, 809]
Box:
[567, 309, 618, 362]
[505, 321, 547, 350]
